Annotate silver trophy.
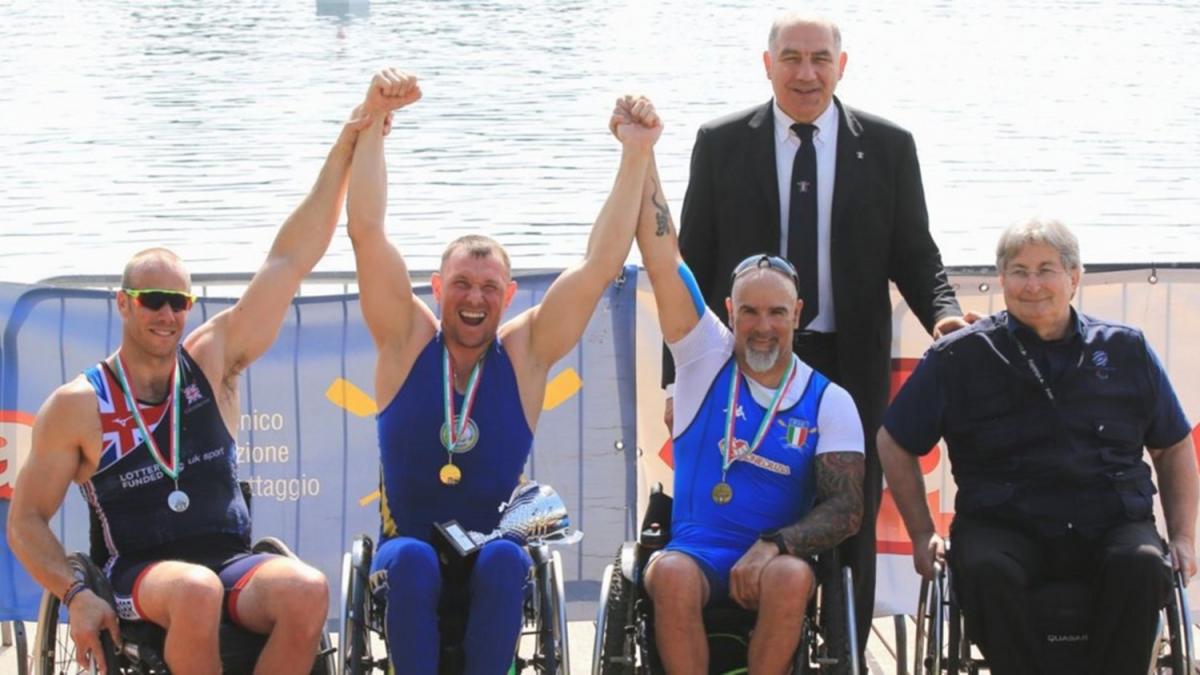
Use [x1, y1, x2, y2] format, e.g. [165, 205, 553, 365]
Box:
[435, 481, 583, 558]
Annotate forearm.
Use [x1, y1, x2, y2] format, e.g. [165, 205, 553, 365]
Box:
[1154, 437, 1200, 545]
[878, 428, 937, 539]
[267, 123, 356, 275]
[778, 492, 862, 557]
[779, 452, 865, 557]
[347, 116, 388, 244]
[637, 158, 680, 280]
[581, 144, 651, 278]
[8, 513, 75, 599]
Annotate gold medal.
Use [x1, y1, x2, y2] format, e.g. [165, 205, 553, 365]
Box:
[439, 463, 462, 486]
[711, 481, 733, 505]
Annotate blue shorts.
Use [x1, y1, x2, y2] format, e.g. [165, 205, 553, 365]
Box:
[107, 534, 275, 626]
[654, 543, 746, 605]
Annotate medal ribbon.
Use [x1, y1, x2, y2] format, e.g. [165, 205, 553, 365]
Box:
[114, 351, 181, 480]
[442, 343, 484, 455]
[721, 356, 797, 473]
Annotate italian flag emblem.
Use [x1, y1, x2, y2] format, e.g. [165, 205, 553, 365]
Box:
[786, 421, 809, 448]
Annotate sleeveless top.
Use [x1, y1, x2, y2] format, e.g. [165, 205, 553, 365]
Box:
[81, 347, 250, 571]
[376, 334, 533, 540]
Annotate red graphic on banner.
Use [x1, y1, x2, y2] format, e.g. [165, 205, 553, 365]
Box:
[878, 358, 953, 555]
[0, 410, 37, 500]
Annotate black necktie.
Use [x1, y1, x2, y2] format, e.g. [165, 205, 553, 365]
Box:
[788, 123, 819, 328]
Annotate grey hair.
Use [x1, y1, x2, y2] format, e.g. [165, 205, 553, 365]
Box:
[995, 218, 1083, 273]
[767, 13, 842, 54]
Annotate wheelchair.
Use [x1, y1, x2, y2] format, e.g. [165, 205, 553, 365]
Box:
[339, 531, 573, 675]
[31, 536, 337, 675]
[913, 543, 1196, 674]
[590, 485, 860, 675]
[340, 480, 584, 675]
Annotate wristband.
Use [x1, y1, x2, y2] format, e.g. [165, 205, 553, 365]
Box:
[62, 580, 87, 608]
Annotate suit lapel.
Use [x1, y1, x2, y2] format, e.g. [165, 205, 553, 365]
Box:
[831, 97, 862, 236]
[748, 102, 781, 246]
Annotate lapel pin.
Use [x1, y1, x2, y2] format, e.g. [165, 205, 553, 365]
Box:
[856, 151, 864, 160]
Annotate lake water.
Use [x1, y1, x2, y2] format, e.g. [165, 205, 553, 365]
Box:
[2, 0, 1198, 284]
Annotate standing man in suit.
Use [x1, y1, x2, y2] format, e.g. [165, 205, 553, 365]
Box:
[663, 13, 970, 661]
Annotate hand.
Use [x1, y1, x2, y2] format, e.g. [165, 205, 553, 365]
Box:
[68, 589, 121, 673]
[912, 530, 946, 580]
[345, 104, 395, 137]
[609, 95, 662, 149]
[1169, 537, 1197, 584]
[932, 311, 982, 339]
[663, 396, 674, 432]
[364, 67, 421, 114]
[729, 540, 779, 609]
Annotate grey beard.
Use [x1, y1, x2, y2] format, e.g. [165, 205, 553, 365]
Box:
[743, 344, 780, 373]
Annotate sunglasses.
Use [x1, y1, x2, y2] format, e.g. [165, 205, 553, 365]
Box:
[730, 254, 800, 292]
[122, 288, 197, 312]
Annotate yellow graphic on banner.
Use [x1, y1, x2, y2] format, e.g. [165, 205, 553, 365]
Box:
[542, 368, 582, 411]
[328, 368, 582, 506]
[325, 378, 377, 417]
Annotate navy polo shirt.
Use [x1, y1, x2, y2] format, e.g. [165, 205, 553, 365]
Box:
[884, 309, 1190, 458]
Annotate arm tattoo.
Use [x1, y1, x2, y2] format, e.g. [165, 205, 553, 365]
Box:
[650, 186, 672, 237]
[778, 451, 865, 557]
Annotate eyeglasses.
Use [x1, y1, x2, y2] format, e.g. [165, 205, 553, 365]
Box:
[730, 254, 800, 292]
[122, 288, 197, 312]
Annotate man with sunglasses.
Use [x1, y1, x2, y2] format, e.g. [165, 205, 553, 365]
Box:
[344, 76, 658, 674]
[8, 72, 408, 674]
[630, 109, 866, 672]
[662, 14, 969, 656]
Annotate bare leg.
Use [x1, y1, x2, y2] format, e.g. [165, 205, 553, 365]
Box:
[230, 557, 330, 675]
[134, 562, 223, 675]
[644, 552, 709, 675]
[748, 556, 815, 675]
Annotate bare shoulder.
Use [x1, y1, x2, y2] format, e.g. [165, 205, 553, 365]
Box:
[34, 375, 100, 456]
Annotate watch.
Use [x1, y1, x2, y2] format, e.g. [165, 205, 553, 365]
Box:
[759, 530, 789, 556]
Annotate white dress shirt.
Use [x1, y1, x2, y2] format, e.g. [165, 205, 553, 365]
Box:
[773, 100, 838, 333]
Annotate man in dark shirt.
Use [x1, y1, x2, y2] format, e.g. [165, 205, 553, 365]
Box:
[879, 218, 1198, 675]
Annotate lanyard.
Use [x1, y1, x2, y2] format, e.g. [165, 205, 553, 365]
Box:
[1010, 336, 1056, 404]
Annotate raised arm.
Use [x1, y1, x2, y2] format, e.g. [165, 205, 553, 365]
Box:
[185, 90, 380, 380]
[345, 69, 432, 354]
[635, 150, 703, 344]
[510, 96, 660, 368]
[1149, 434, 1199, 581]
[8, 383, 122, 667]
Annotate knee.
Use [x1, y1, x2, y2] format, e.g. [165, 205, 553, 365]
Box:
[644, 553, 705, 611]
[759, 557, 815, 616]
[955, 549, 1029, 591]
[1104, 543, 1170, 591]
[168, 567, 224, 623]
[377, 540, 441, 605]
[474, 539, 531, 584]
[276, 564, 330, 629]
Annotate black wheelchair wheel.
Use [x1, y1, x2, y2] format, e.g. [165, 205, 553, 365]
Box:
[250, 536, 338, 675]
[33, 553, 120, 675]
[1162, 570, 1194, 675]
[594, 557, 635, 675]
[340, 535, 375, 675]
[532, 547, 567, 674]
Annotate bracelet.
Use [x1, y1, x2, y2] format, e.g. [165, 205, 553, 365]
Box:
[62, 580, 86, 608]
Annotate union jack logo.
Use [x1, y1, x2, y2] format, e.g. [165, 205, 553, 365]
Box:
[94, 368, 168, 472]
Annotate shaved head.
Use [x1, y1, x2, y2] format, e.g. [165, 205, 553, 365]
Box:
[121, 248, 191, 291]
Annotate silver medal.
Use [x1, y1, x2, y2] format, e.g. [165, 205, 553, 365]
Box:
[167, 489, 190, 513]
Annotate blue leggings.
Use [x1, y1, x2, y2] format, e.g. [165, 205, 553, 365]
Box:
[371, 536, 531, 675]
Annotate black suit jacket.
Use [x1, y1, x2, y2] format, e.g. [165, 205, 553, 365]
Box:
[667, 97, 961, 432]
